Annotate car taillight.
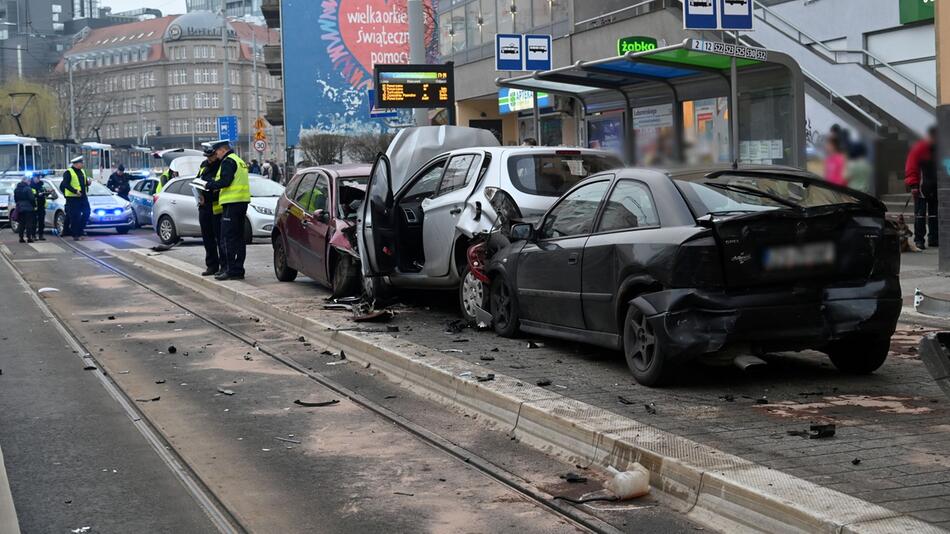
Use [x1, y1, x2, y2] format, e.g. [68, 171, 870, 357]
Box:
[555, 150, 582, 156]
[153, 194, 159, 203]
[467, 242, 490, 283]
[670, 235, 724, 288]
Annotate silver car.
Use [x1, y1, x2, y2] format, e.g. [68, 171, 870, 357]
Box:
[359, 126, 621, 322]
[0, 178, 16, 226]
[152, 174, 283, 245]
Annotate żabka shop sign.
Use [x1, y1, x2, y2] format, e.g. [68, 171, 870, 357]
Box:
[618, 36, 658, 56]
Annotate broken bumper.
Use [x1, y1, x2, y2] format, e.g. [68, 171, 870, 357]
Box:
[631, 278, 902, 361]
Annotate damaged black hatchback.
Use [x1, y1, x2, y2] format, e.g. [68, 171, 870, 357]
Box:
[480, 166, 902, 386]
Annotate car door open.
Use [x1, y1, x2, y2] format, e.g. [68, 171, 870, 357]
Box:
[360, 155, 397, 277]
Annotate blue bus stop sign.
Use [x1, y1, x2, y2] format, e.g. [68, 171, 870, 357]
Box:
[683, 0, 718, 29]
[217, 115, 238, 143]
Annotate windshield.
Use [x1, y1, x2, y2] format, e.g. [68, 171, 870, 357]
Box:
[0, 180, 16, 196]
[338, 176, 369, 219]
[88, 181, 114, 196]
[250, 177, 284, 197]
[507, 152, 622, 197]
[676, 174, 862, 216]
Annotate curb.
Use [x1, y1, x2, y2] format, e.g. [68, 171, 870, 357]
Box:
[0, 445, 21, 534]
[117, 248, 945, 534]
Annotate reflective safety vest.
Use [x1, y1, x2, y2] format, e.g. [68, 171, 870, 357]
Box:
[216, 153, 250, 205]
[156, 170, 171, 194]
[199, 162, 224, 215]
[64, 168, 87, 198]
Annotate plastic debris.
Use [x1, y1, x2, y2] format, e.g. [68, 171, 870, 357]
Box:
[444, 319, 467, 334]
[294, 399, 339, 407]
[480, 355, 495, 361]
[353, 309, 394, 322]
[604, 464, 650, 499]
[155, 379, 166, 384]
[644, 402, 657, 415]
[83, 365, 97, 371]
[441, 348, 464, 353]
[393, 491, 415, 497]
[107, 315, 116, 320]
[476, 373, 495, 382]
[135, 396, 161, 403]
[38, 287, 59, 293]
[536, 379, 552, 387]
[70, 527, 91, 533]
[297, 336, 306, 342]
[851, 458, 861, 465]
[217, 387, 235, 396]
[527, 341, 543, 349]
[167, 346, 177, 354]
[275, 436, 301, 444]
[787, 424, 836, 439]
[617, 396, 634, 405]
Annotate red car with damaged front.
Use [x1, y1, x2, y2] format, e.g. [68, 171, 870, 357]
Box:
[272, 164, 370, 297]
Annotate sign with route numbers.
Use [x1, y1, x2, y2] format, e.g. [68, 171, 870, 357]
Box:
[690, 39, 768, 61]
[373, 64, 455, 109]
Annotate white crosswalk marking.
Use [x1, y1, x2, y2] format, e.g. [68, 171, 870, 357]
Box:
[28, 242, 65, 254]
[129, 237, 157, 248]
[76, 240, 114, 251]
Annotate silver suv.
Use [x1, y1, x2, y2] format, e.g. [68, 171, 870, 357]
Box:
[359, 126, 621, 322]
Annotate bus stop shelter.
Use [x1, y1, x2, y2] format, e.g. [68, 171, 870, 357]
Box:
[496, 39, 806, 168]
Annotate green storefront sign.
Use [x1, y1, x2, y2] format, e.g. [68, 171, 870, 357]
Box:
[618, 36, 658, 56]
[899, 0, 934, 24]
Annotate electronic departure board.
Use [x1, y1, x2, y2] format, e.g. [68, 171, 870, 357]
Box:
[373, 64, 455, 109]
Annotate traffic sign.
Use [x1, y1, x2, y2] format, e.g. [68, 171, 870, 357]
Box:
[253, 116, 267, 130]
[524, 35, 552, 71]
[254, 130, 267, 141]
[720, 0, 754, 31]
[216, 115, 238, 143]
[495, 34, 523, 71]
[254, 139, 267, 153]
[684, 0, 718, 29]
[373, 64, 455, 109]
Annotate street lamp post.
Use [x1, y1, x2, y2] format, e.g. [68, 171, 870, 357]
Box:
[221, 3, 232, 118]
[67, 57, 77, 141]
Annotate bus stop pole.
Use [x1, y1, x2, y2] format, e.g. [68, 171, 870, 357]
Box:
[533, 91, 541, 143]
[730, 55, 739, 164]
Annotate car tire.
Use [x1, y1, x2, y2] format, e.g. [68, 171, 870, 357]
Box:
[54, 211, 65, 236]
[459, 264, 489, 325]
[130, 209, 140, 229]
[115, 225, 130, 235]
[157, 215, 178, 245]
[9, 218, 18, 233]
[490, 274, 519, 337]
[330, 255, 360, 298]
[244, 218, 253, 245]
[273, 237, 297, 282]
[623, 305, 674, 387]
[362, 274, 389, 304]
[825, 335, 890, 374]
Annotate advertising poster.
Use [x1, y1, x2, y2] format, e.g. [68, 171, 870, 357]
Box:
[588, 114, 623, 157]
[281, 0, 439, 146]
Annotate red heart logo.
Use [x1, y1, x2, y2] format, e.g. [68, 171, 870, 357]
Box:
[326, 0, 436, 89]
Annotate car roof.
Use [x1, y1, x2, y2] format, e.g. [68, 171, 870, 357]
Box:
[439, 146, 619, 159]
[296, 164, 371, 179]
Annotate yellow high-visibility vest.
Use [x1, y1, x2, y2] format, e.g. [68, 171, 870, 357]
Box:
[216, 153, 250, 205]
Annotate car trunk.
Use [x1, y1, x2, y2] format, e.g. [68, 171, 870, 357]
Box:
[709, 206, 889, 288]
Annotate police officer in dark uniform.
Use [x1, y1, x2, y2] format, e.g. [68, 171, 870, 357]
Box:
[204, 140, 250, 280]
[29, 174, 49, 241]
[61, 155, 91, 241]
[196, 143, 223, 276]
[107, 164, 131, 200]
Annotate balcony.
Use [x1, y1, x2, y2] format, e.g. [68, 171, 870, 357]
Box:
[261, 0, 279, 28]
[264, 44, 282, 77]
[265, 99, 283, 126]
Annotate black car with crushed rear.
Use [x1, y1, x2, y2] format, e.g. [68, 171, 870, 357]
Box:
[470, 166, 902, 386]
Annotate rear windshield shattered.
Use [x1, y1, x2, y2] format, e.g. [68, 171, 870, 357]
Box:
[507, 153, 621, 197]
[676, 174, 862, 216]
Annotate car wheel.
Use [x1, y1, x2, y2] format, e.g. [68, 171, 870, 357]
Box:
[130, 209, 139, 229]
[490, 274, 519, 337]
[330, 255, 360, 298]
[273, 237, 297, 282]
[244, 218, 253, 245]
[623, 305, 674, 387]
[10, 218, 18, 233]
[54, 211, 66, 236]
[459, 264, 489, 325]
[115, 225, 130, 235]
[825, 335, 890, 374]
[157, 215, 178, 245]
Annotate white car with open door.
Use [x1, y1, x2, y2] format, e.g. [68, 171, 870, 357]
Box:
[358, 126, 622, 323]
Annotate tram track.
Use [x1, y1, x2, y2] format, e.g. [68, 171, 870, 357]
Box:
[27, 238, 626, 534]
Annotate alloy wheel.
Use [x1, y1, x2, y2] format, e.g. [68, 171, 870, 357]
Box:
[627, 313, 656, 372]
[461, 271, 485, 319]
[491, 280, 511, 328]
[159, 219, 173, 242]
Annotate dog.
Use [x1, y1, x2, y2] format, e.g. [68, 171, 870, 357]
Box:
[892, 214, 921, 253]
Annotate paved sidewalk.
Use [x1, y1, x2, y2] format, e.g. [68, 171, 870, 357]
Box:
[70, 234, 950, 529]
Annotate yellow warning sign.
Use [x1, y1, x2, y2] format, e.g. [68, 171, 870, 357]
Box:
[254, 130, 267, 141]
[253, 117, 267, 130]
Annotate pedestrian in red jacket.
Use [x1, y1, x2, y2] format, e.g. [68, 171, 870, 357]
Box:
[905, 125, 938, 249]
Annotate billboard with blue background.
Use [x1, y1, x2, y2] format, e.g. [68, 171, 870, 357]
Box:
[281, 0, 438, 147]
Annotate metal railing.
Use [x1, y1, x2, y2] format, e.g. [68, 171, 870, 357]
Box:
[724, 31, 883, 131]
[754, 3, 936, 107]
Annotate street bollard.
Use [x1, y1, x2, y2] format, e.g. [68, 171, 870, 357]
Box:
[919, 332, 950, 399]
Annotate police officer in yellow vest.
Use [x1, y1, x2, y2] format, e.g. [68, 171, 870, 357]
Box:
[196, 142, 224, 276]
[204, 140, 250, 280]
[61, 155, 91, 241]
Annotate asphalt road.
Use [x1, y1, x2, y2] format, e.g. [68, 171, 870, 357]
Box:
[0, 251, 219, 534]
[0, 227, 699, 533]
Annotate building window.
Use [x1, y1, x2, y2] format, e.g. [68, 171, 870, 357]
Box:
[232, 94, 240, 109]
[194, 67, 218, 84]
[230, 69, 240, 86]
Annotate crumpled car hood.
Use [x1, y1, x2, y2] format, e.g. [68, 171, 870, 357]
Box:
[385, 126, 499, 192]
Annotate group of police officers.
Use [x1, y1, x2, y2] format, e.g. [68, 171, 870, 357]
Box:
[57, 139, 251, 280]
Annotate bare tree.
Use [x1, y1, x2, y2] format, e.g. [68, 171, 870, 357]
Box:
[49, 70, 106, 140]
[345, 131, 396, 164]
[299, 133, 347, 165]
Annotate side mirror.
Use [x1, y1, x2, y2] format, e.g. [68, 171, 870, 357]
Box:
[509, 222, 534, 241]
[314, 209, 329, 223]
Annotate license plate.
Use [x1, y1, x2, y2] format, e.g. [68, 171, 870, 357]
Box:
[762, 242, 835, 271]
